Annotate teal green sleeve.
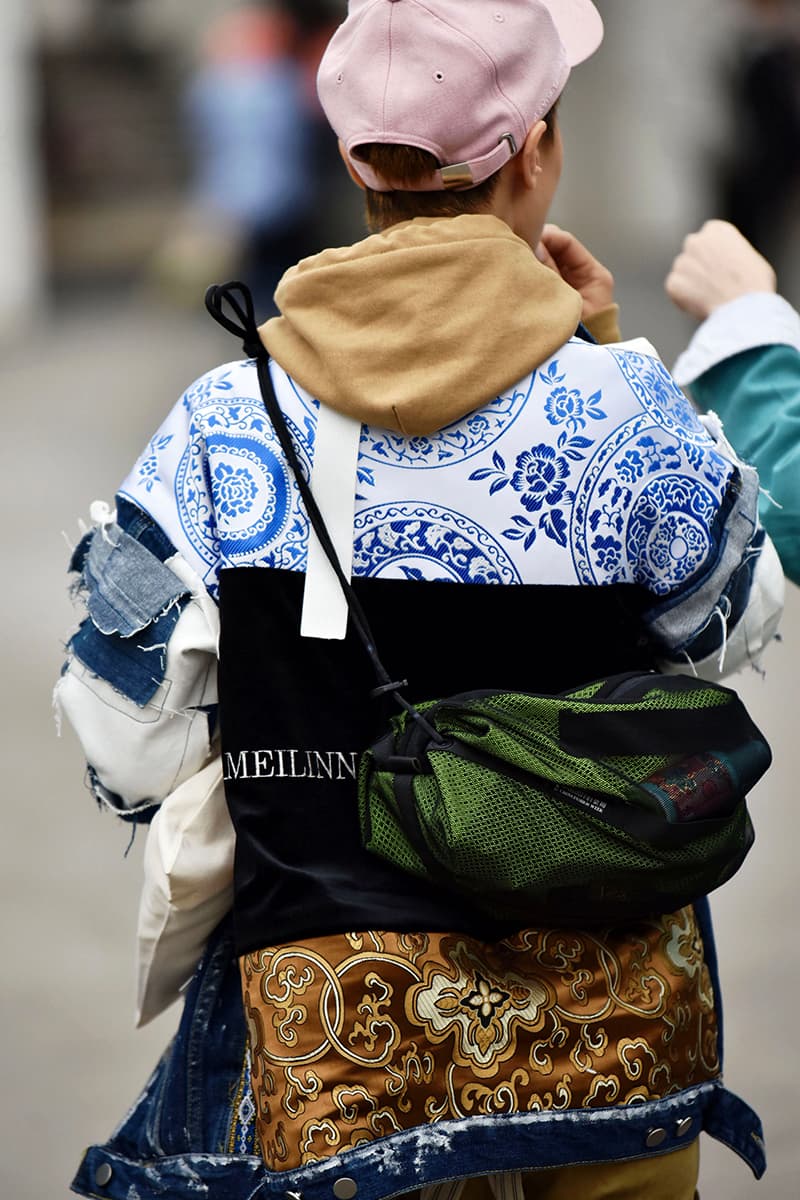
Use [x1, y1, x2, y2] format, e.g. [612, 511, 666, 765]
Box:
[691, 344, 800, 586]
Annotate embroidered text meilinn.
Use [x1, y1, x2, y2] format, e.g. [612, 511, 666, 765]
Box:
[223, 749, 358, 782]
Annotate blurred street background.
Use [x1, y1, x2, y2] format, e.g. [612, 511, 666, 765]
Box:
[1, 1, 799, 1197]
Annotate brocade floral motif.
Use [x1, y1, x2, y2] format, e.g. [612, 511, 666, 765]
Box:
[240, 907, 719, 1170]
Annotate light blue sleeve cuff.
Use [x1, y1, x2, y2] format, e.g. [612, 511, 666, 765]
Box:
[672, 294, 800, 387]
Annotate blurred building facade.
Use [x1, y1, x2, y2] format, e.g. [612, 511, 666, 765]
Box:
[29, 0, 356, 311]
[0, 2, 44, 333]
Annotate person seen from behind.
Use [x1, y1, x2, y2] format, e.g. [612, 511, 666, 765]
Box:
[61, 5, 783, 1199]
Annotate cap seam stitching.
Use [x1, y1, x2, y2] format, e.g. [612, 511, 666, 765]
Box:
[413, 0, 528, 135]
[381, 1, 395, 135]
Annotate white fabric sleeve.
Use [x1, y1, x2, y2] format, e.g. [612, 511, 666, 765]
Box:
[56, 550, 220, 814]
[672, 293, 800, 387]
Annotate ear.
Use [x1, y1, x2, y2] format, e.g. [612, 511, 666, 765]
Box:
[516, 120, 549, 191]
[338, 140, 367, 191]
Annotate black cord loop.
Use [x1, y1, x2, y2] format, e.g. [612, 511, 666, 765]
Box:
[204, 282, 266, 361]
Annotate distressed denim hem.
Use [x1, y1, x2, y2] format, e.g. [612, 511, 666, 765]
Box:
[71, 1150, 265, 1200]
[71, 1079, 764, 1200]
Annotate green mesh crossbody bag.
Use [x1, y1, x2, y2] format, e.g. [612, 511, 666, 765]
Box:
[207, 282, 772, 924]
[359, 676, 769, 922]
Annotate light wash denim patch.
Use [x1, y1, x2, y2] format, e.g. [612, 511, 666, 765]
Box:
[68, 499, 190, 706]
[73, 522, 187, 639]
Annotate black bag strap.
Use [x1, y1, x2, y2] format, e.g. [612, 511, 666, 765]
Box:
[204, 281, 442, 739]
[559, 699, 763, 758]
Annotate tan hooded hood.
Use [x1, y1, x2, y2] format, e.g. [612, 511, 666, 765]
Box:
[259, 214, 586, 437]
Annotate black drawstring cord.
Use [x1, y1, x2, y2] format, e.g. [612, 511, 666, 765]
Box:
[204, 281, 444, 744]
[205, 282, 265, 360]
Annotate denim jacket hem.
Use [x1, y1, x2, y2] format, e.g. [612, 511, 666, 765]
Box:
[72, 1077, 765, 1200]
[70, 902, 766, 1200]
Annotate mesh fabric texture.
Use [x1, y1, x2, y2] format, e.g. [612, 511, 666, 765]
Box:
[359, 675, 767, 923]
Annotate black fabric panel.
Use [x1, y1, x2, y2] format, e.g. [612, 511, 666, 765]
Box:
[218, 568, 658, 954]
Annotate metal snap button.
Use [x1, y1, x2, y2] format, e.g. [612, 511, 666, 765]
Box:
[676, 1116, 694, 1138]
[645, 1127, 668, 1148]
[95, 1163, 113, 1187]
[333, 1180, 358, 1200]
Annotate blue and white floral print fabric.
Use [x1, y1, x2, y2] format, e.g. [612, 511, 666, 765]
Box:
[120, 336, 739, 607]
[60, 333, 781, 1016]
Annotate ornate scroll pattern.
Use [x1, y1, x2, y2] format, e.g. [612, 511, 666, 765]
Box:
[240, 907, 719, 1170]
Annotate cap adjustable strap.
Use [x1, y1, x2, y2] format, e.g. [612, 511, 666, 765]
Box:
[350, 132, 518, 193]
[437, 134, 518, 191]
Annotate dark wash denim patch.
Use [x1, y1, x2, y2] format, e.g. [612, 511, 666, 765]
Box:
[71, 903, 766, 1200]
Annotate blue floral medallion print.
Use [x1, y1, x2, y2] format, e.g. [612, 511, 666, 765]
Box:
[175, 398, 310, 568]
[570, 409, 728, 589]
[627, 475, 717, 594]
[512, 444, 570, 512]
[352, 504, 521, 584]
[541, 358, 607, 434]
[611, 348, 730, 487]
[135, 434, 174, 494]
[120, 342, 738, 601]
[213, 460, 260, 520]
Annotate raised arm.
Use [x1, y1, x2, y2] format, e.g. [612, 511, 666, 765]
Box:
[667, 220, 800, 585]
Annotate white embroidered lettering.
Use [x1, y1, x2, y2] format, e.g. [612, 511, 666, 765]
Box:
[223, 751, 250, 781]
[253, 751, 275, 778]
[224, 749, 356, 783]
[335, 752, 358, 781]
[287, 749, 308, 779]
[312, 751, 334, 780]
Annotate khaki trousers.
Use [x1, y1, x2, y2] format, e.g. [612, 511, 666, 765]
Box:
[419, 1142, 700, 1200]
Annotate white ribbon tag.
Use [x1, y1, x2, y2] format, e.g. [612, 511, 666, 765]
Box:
[300, 404, 362, 640]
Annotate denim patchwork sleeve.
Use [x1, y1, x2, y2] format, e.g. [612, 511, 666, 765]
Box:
[641, 413, 784, 679]
[68, 498, 190, 706]
[57, 497, 220, 819]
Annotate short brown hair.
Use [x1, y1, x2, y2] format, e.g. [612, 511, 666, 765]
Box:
[355, 103, 559, 232]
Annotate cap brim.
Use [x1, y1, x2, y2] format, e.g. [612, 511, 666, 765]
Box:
[541, 0, 604, 67]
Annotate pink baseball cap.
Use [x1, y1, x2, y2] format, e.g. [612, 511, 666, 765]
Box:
[318, 0, 603, 192]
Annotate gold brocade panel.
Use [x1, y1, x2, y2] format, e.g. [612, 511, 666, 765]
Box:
[240, 906, 718, 1170]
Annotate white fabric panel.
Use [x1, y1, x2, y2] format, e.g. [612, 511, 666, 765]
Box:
[301, 403, 362, 640]
[136, 756, 235, 1026]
